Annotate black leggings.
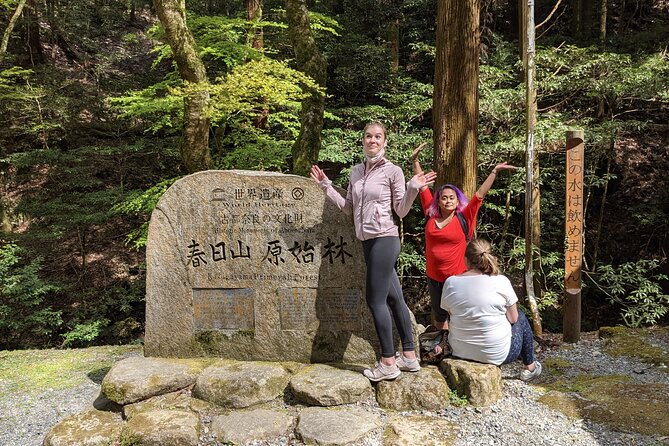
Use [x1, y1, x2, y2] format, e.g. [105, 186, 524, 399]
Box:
[362, 236, 414, 358]
[502, 310, 535, 366]
[427, 277, 449, 323]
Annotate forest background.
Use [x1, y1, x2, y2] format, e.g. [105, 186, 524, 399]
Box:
[0, 0, 668, 350]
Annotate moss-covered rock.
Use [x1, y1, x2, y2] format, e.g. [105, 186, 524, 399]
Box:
[43, 409, 123, 446]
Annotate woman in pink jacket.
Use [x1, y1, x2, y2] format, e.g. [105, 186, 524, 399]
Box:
[311, 121, 436, 381]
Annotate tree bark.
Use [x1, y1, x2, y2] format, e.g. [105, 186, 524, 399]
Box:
[285, 0, 326, 176]
[245, 0, 263, 50]
[153, 0, 211, 173]
[0, 0, 28, 59]
[523, 0, 542, 336]
[25, 0, 44, 65]
[432, 0, 479, 197]
[599, 0, 607, 41]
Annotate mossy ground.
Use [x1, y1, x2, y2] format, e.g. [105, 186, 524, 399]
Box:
[0, 344, 142, 397]
[538, 327, 669, 437]
[599, 326, 669, 368]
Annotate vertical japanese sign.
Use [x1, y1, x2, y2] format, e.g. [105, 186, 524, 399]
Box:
[564, 130, 584, 342]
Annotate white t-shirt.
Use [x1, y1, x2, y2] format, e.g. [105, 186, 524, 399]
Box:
[441, 274, 518, 365]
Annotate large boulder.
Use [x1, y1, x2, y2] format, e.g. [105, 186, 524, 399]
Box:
[296, 406, 383, 446]
[289, 364, 373, 406]
[43, 409, 123, 446]
[192, 360, 292, 408]
[439, 358, 502, 407]
[121, 409, 200, 446]
[375, 366, 451, 411]
[101, 356, 203, 405]
[383, 413, 459, 446]
[210, 408, 295, 444]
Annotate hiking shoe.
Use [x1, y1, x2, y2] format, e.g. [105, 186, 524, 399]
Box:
[520, 361, 542, 382]
[363, 361, 401, 382]
[395, 352, 421, 372]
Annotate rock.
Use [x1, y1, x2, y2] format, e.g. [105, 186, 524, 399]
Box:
[383, 413, 459, 446]
[122, 389, 221, 420]
[376, 366, 451, 411]
[440, 358, 502, 407]
[100, 356, 203, 405]
[289, 363, 373, 406]
[144, 170, 379, 364]
[121, 409, 200, 446]
[43, 409, 123, 446]
[296, 406, 383, 446]
[210, 408, 295, 444]
[192, 361, 292, 408]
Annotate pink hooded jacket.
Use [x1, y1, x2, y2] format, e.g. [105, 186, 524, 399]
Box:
[319, 158, 420, 241]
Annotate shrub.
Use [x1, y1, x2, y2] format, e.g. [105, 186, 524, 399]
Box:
[0, 243, 62, 349]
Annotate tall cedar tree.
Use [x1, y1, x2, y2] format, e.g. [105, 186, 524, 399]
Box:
[432, 0, 480, 196]
[153, 0, 211, 172]
[285, 0, 326, 176]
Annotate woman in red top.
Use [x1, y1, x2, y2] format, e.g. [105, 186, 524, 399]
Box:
[412, 143, 517, 331]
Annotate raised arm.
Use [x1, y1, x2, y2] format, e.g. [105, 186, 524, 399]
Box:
[475, 162, 518, 199]
[392, 167, 437, 218]
[411, 143, 429, 192]
[310, 165, 351, 214]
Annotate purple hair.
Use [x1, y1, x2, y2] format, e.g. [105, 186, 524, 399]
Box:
[426, 184, 469, 218]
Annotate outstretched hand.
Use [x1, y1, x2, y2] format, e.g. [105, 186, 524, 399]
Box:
[310, 165, 328, 184]
[411, 142, 428, 160]
[493, 162, 518, 173]
[413, 170, 437, 189]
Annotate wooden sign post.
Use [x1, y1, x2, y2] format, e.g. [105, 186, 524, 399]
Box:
[563, 130, 584, 343]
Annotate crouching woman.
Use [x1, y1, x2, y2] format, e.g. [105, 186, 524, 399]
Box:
[440, 239, 542, 381]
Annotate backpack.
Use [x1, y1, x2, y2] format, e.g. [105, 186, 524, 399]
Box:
[419, 325, 452, 364]
[456, 212, 470, 242]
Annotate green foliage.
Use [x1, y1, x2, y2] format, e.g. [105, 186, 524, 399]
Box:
[589, 260, 669, 328]
[0, 67, 63, 152]
[61, 319, 108, 348]
[0, 243, 62, 349]
[110, 76, 184, 134]
[537, 45, 669, 117]
[448, 389, 469, 407]
[112, 177, 180, 249]
[397, 244, 426, 278]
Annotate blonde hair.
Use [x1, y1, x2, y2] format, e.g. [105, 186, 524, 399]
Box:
[465, 239, 500, 275]
[363, 121, 387, 139]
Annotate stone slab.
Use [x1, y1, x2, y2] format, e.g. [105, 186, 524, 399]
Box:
[144, 170, 383, 362]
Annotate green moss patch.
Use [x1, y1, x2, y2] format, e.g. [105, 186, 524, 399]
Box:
[0, 345, 141, 396]
[539, 374, 669, 436]
[599, 326, 669, 369]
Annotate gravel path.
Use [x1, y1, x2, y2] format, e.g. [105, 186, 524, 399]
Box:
[2, 332, 668, 446]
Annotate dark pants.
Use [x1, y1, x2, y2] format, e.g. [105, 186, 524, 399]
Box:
[362, 236, 414, 358]
[427, 277, 449, 324]
[502, 310, 535, 366]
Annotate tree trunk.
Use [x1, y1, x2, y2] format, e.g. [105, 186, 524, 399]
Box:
[518, 0, 527, 80]
[285, 0, 326, 176]
[432, 0, 479, 197]
[0, 0, 28, 59]
[572, 0, 593, 37]
[523, 0, 542, 336]
[25, 0, 44, 65]
[153, 0, 211, 173]
[599, 0, 607, 41]
[245, 0, 263, 50]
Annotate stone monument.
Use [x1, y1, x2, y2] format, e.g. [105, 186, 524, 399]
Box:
[144, 170, 382, 363]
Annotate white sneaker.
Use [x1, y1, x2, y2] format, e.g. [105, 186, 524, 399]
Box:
[363, 361, 401, 382]
[395, 352, 421, 372]
[520, 361, 542, 382]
